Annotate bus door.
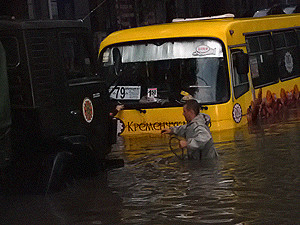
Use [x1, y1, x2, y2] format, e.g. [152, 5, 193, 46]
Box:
[230, 47, 252, 125]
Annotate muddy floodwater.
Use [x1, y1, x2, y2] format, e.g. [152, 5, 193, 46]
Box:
[1, 112, 299, 224]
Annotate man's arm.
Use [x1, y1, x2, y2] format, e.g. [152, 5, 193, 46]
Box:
[161, 128, 172, 134]
[171, 124, 187, 137]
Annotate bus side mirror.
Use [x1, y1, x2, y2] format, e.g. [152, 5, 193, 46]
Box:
[112, 48, 122, 76]
[235, 52, 249, 74]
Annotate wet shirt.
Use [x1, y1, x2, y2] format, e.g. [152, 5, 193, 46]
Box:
[170, 114, 218, 160]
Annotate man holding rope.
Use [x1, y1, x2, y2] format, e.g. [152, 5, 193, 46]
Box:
[161, 99, 218, 160]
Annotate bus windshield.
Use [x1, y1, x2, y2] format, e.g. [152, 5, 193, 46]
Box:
[101, 39, 230, 106]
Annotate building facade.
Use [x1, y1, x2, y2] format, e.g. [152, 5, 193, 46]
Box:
[0, 0, 298, 46]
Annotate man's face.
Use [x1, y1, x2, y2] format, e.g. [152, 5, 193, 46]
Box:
[183, 105, 194, 122]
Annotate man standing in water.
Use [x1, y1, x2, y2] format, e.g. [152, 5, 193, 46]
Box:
[161, 99, 218, 160]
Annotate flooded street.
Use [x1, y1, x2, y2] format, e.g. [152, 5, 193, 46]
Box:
[1, 114, 300, 224]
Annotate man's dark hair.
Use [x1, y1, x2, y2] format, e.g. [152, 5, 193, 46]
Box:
[184, 99, 200, 115]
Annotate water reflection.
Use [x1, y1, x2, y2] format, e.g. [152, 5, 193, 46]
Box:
[108, 117, 299, 224]
[1, 114, 299, 224]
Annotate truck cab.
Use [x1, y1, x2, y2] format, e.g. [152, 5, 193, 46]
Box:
[0, 19, 116, 191]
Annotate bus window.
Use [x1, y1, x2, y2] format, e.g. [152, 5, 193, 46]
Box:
[246, 34, 279, 88]
[232, 50, 249, 99]
[272, 30, 299, 80]
[60, 33, 92, 80]
[101, 39, 230, 106]
[0, 37, 20, 68]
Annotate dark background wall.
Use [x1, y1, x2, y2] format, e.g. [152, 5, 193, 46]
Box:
[0, 0, 298, 46]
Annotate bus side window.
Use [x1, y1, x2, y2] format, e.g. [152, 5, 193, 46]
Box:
[246, 34, 279, 88]
[272, 30, 299, 80]
[232, 50, 249, 99]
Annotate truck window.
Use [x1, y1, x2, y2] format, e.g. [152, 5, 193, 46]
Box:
[0, 37, 19, 68]
[60, 33, 92, 80]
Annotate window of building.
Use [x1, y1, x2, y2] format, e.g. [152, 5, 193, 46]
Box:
[296, 29, 300, 41]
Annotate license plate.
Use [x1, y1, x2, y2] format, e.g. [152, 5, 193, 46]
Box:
[109, 86, 141, 100]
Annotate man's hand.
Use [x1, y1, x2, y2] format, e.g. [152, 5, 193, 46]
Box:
[116, 105, 124, 111]
[179, 140, 187, 148]
[161, 128, 172, 134]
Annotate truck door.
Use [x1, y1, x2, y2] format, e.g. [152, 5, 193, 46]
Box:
[59, 32, 113, 159]
[0, 41, 12, 167]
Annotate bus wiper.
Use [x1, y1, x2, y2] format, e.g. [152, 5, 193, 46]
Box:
[139, 96, 169, 105]
[136, 109, 146, 114]
[108, 76, 121, 96]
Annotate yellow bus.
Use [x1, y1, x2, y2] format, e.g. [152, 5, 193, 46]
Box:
[98, 13, 300, 136]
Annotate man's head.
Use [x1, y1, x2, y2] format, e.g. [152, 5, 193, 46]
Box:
[183, 99, 200, 122]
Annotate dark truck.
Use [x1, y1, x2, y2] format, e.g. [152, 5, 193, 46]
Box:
[0, 19, 117, 192]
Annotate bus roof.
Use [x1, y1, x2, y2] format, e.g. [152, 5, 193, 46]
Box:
[99, 13, 300, 52]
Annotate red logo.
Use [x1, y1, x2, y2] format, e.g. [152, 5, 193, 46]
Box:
[193, 45, 216, 56]
[196, 45, 210, 54]
[82, 98, 94, 123]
